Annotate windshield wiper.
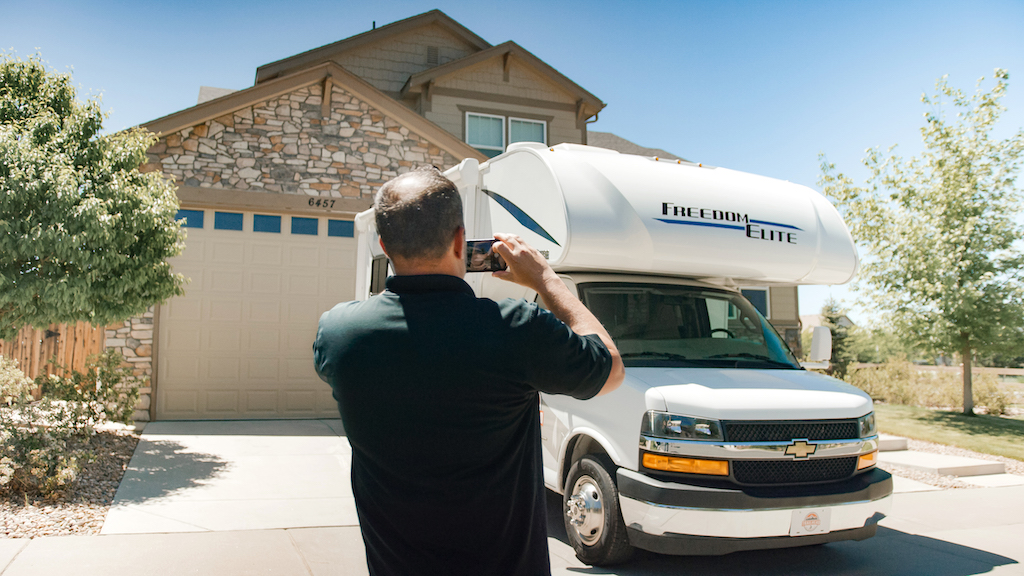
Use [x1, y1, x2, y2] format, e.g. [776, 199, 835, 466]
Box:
[621, 352, 691, 361]
[706, 353, 798, 368]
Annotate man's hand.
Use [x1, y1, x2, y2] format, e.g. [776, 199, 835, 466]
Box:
[490, 233, 625, 396]
[490, 233, 558, 292]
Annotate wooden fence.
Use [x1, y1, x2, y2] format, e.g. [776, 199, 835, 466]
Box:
[0, 322, 106, 380]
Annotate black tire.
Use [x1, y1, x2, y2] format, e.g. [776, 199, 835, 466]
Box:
[563, 454, 635, 566]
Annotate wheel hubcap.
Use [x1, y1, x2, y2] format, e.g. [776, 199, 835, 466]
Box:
[566, 475, 604, 545]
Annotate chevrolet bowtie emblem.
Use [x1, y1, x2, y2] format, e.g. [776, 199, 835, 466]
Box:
[785, 440, 817, 459]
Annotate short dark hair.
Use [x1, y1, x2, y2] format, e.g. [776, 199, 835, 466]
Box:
[374, 166, 463, 260]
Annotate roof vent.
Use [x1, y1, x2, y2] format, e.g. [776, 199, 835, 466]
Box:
[427, 46, 439, 66]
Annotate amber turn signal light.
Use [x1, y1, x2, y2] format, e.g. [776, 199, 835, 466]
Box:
[642, 453, 729, 476]
[857, 450, 878, 470]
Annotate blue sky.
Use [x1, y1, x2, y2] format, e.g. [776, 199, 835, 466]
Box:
[4, 0, 1022, 321]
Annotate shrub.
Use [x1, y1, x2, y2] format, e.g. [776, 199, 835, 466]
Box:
[0, 355, 32, 404]
[846, 358, 1012, 414]
[0, 351, 141, 497]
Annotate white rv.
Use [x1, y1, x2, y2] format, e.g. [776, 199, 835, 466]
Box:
[353, 143, 891, 565]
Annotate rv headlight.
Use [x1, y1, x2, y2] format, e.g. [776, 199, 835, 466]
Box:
[641, 411, 724, 441]
[858, 412, 876, 438]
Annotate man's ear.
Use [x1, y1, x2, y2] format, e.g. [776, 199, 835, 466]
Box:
[378, 237, 390, 257]
[452, 226, 466, 260]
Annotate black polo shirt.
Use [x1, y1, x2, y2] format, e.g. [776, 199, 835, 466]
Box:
[313, 274, 612, 576]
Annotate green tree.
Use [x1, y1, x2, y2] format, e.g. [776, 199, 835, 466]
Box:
[819, 69, 1024, 415]
[0, 54, 185, 340]
[820, 298, 856, 380]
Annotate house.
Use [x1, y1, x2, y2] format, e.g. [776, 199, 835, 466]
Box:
[118, 10, 605, 420]
[110, 10, 804, 421]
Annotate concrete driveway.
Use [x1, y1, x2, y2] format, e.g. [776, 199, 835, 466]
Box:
[5, 419, 1016, 576]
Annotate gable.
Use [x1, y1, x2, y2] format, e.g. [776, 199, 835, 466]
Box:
[334, 22, 483, 96]
[434, 54, 578, 105]
[255, 10, 490, 84]
[142, 74, 476, 206]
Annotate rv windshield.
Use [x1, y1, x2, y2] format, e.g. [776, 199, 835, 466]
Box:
[577, 283, 801, 369]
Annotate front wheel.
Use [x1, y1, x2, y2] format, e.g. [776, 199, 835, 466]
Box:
[563, 455, 634, 566]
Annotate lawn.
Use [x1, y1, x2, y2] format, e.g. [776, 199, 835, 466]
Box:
[874, 403, 1024, 462]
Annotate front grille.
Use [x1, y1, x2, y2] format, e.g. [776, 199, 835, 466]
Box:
[723, 420, 859, 442]
[732, 457, 857, 485]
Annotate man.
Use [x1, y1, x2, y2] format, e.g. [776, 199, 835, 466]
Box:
[313, 166, 624, 576]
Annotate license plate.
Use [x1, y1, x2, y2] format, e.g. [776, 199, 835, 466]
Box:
[789, 508, 831, 536]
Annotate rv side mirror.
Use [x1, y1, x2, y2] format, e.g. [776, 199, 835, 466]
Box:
[801, 326, 833, 370]
[809, 326, 833, 362]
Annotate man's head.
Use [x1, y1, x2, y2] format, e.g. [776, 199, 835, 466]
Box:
[374, 166, 464, 263]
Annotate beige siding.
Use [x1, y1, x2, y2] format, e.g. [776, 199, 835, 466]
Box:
[332, 24, 480, 94]
[769, 286, 799, 324]
[426, 94, 582, 147]
[435, 57, 575, 104]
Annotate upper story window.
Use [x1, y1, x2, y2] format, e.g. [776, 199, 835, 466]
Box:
[466, 112, 546, 158]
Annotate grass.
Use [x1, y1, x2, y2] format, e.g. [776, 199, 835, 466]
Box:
[874, 403, 1024, 462]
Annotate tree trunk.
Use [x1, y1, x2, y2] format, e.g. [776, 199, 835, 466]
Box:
[962, 344, 974, 415]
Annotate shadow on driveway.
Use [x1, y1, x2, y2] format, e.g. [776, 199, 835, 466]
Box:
[111, 438, 229, 505]
[545, 491, 1017, 576]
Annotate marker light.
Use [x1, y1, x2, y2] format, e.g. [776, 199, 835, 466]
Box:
[643, 453, 729, 476]
[857, 450, 878, 470]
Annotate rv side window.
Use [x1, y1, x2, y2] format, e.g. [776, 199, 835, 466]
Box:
[578, 283, 800, 369]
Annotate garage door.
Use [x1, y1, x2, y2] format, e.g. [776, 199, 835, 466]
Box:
[156, 209, 354, 419]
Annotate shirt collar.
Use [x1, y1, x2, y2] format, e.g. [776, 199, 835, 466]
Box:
[385, 274, 475, 297]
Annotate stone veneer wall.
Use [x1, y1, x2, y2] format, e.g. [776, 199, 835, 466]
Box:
[105, 307, 154, 422]
[142, 82, 460, 197]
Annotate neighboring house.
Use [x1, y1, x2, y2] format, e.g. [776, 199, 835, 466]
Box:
[801, 314, 856, 330]
[116, 9, 607, 420]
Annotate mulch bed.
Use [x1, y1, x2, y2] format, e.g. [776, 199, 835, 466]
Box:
[1, 427, 139, 538]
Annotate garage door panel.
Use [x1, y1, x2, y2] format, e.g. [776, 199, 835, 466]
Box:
[162, 390, 199, 413]
[209, 300, 243, 321]
[284, 391, 317, 413]
[286, 301, 323, 325]
[158, 211, 352, 419]
[245, 391, 280, 413]
[206, 357, 241, 381]
[248, 271, 283, 294]
[248, 329, 281, 351]
[211, 240, 245, 263]
[250, 243, 283, 266]
[287, 274, 320, 296]
[247, 301, 283, 323]
[288, 246, 320, 268]
[246, 358, 281, 379]
[164, 356, 200, 379]
[206, 390, 241, 412]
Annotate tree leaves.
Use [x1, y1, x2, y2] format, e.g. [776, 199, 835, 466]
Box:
[0, 54, 185, 340]
[819, 70, 1024, 412]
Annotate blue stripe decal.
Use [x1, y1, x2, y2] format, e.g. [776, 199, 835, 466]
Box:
[749, 219, 802, 231]
[655, 218, 745, 231]
[482, 189, 561, 246]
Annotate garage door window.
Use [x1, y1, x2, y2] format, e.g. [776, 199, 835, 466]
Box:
[253, 214, 282, 233]
[328, 220, 354, 238]
[176, 210, 204, 228]
[214, 212, 244, 231]
[292, 217, 318, 235]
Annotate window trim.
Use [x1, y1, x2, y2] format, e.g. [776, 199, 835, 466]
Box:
[740, 287, 771, 320]
[465, 111, 506, 153]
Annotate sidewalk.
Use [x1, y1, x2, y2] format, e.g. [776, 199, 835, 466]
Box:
[1, 422, 1022, 575]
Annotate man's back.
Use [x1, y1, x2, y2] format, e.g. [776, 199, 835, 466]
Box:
[314, 274, 611, 576]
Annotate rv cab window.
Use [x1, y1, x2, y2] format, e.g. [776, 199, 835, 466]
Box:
[578, 283, 800, 369]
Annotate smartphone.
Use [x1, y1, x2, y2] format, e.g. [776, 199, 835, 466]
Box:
[466, 239, 507, 272]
